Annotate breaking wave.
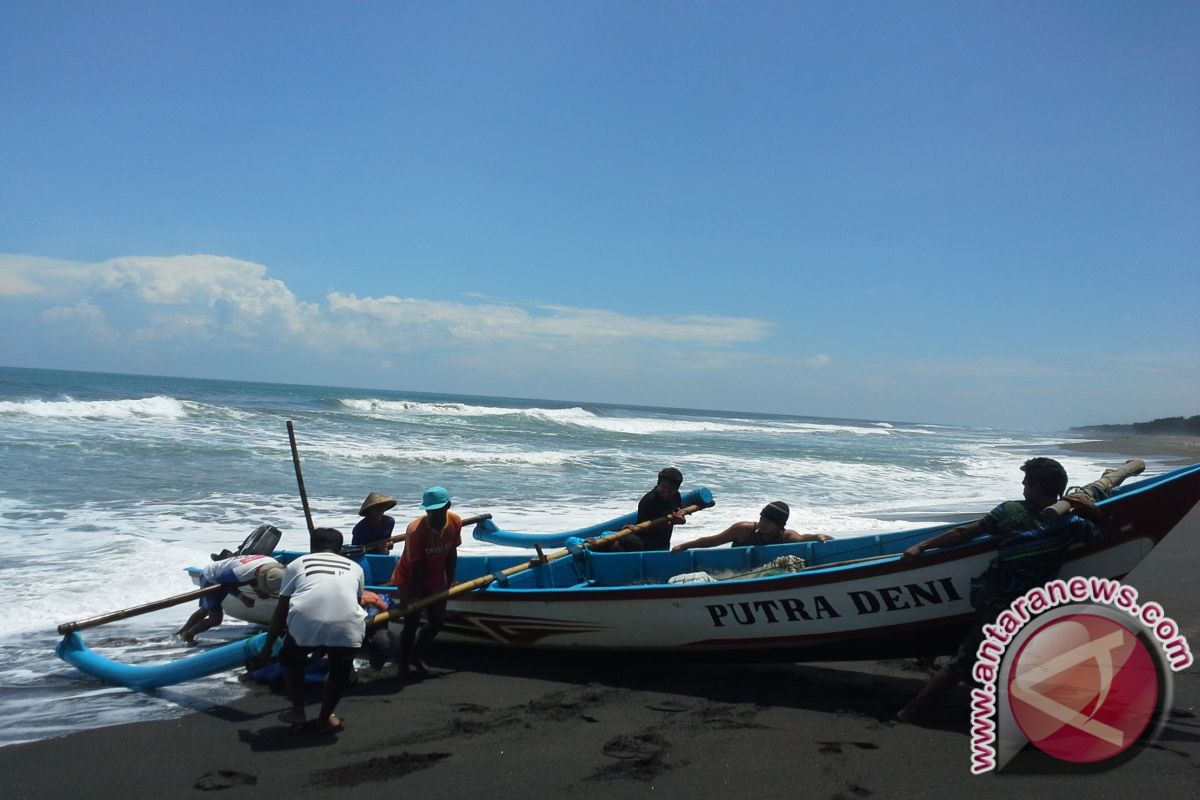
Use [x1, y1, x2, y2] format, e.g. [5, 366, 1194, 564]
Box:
[338, 398, 903, 437]
[0, 396, 192, 420]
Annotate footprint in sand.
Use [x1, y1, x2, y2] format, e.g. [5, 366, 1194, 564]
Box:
[602, 733, 667, 760]
[646, 700, 691, 713]
[819, 741, 881, 755]
[194, 770, 257, 790]
[452, 702, 491, 714]
[309, 752, 451, 788]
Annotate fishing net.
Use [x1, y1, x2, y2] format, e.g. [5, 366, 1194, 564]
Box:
[666, 555, 808, 584]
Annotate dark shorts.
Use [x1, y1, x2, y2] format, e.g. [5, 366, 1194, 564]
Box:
[199, 582, 233, 611]
[279, 635, 358, 688]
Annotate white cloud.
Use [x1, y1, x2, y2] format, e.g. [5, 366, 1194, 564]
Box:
[38, 301, 116, 342]
[0, 253, 336, 347]
[0, 271, 44, 296]
[2, 253, 802, 375]
[97, 255, 326, 340]
[326, 293, 771, 346]
[97, 255, 272, 305]
[0, 254, 96, 296]
[39, 301, 106, 324]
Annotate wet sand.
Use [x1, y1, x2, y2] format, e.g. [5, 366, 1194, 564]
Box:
[1059, 434, 1200, 465]
[3, 510, 1199, 798]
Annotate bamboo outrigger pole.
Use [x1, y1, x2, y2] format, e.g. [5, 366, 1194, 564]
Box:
[378, 513, 492, 548]
[57, 584, 232, 635]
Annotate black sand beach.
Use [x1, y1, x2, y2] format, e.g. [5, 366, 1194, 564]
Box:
[1059, 434, 1200, 466]
[5, 445, 1199, 799]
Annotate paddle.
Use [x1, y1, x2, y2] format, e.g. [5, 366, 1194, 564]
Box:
[380, 512, 492, 547]
[368, 493, 715, 626]
[343, 513, 494, 556]
[287, 420, 316, 540]
[57, 583, 242, 635]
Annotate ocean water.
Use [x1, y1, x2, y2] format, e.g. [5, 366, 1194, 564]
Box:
[0, 365, 1167, 747]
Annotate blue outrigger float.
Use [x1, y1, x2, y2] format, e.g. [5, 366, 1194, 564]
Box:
[471, 488, 714, 549]
[58, 464, 1200, 687]
[57, 631, 275, 690]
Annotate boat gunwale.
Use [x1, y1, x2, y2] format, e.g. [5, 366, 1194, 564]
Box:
[187, 462, 1200, 607]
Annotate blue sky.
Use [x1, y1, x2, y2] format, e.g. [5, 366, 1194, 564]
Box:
[1, 2, 1197, 430]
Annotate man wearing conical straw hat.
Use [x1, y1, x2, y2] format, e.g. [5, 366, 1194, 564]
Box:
[353, 492, 397, 554]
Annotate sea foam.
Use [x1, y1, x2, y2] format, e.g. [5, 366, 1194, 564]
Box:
[0, 395, 190, 420]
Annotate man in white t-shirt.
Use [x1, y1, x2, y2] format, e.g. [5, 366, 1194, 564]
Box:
[256, 527, 367, 733]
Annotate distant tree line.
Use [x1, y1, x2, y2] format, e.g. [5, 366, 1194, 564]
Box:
[1072, 415, 1200, 436]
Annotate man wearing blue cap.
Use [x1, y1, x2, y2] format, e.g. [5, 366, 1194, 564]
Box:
[388, 486, 462, 675]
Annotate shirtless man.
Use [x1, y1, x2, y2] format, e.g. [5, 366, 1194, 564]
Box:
[671, 501, 833, 551]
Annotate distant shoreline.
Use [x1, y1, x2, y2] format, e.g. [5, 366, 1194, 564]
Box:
[1057, 434, 1200, 465]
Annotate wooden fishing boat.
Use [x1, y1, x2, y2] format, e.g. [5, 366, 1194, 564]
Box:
[225, 463, 1200, 660]
[59, 463, 1200, 687]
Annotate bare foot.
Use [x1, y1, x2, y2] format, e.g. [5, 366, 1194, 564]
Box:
[312, 714, 343, 733]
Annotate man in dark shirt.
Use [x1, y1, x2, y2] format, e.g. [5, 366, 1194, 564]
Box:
[590, 467, 687, 552]
[631, 467, 687, 550]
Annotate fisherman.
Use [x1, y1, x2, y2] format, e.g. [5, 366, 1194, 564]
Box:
[592, 467, 688, 551]
[254, 527, 366, 733]
[896, 457, 1108, 723]
[670, 501, 833, 551]
[389, 486, 462, 676]
[352, 492, 397, 554]
[175, 553, 284, 644]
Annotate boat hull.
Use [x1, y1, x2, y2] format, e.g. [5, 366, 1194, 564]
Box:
[214, 464, 1200, 660]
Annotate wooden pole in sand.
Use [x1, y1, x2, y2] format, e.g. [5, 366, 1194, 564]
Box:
[286, 421, 316, 545]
